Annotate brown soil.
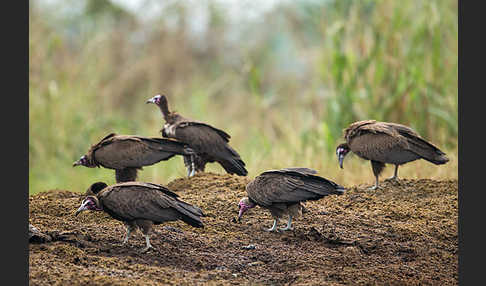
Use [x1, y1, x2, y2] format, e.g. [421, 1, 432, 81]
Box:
[29, 173, 458, 285]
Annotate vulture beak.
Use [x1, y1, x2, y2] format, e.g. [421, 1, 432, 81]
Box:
[338, 154, 345, 169]
[237, 207, 245, 222]
[75, 200, 89, 216]
[73, 160, 82, 167]
[146, 97, 156, 104]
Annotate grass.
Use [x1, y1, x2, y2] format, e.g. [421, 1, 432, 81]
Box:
[29, 0, 458, 194]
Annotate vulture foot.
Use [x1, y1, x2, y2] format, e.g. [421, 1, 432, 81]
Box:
[384, 176, 398, 181]
[141, 235, 155, 253]
[265, 219, 278, 232]
[141, 245, 155, 253]
[279, 216, 293, 231]
[368, 185, 381, 190]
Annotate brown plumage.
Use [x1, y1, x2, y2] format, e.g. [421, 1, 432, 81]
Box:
[75, 181, 204, 252]
[73, 133, 194, 182]
[336, 120, 449, 189]
[146, 94, 248, 177]
[237, 168, 345, 231]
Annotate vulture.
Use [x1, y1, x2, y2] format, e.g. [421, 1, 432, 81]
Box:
[146, 94, 248, 177]
[73, 133, 194, 182]
[237, 168, 345, 232]
[75, 181, 204, 252]
[336, 120, 449, 189]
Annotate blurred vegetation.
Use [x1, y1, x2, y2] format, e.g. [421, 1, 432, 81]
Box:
[29, 0, 458, 194]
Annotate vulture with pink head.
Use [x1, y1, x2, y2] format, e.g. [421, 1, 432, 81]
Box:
[336, 120, 449, 189]
[73, 133, 193, 182]
[146, 94, 248, 177]
[237, 168, 345, 232]
[75, 181, 204, 252]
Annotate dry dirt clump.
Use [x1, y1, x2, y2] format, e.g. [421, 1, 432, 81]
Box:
[29, 173, 458, 285]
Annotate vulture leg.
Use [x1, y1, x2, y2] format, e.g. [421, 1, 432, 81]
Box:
[387, 164, 400, 181]
[122, 222, 136, 245]
[183, 155, 193, 177]
[370, 161, 385, 190]
[138, 220, 155, 253]
[141, 235, 154, 253]
[279, 215, 293, 231]
[122, 228, 132, 245]
[369, 177, 379, 190]
[189, 154, 196, 177]
[265, 219, 278, 232]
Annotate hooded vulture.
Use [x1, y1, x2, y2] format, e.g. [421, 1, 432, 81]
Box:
[336, 120, 449, 189]
[73, 133, 194, 182]
[146, 94, 248, 177]
[75, 181, 204, 252]
[237, 168, 345, 232]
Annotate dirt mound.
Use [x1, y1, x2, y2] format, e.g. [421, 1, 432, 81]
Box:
[29, 173, 458, 285]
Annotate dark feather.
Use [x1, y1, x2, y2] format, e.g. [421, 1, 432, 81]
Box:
[164, 118, 247, 176]
[246, 168, 345, 213]
[97, 182, 203, 227]
[76, 133, 192, 182]
[343, 120, 449, 165]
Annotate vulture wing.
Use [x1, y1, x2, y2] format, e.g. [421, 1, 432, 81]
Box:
[279, 167, 318, 174]
[247, 169, 345, 207]
[176, 121, 231, 142]
[172, 122, 247, 176]
[385, 123, 449, 164]
[92, 135, 189, 170]
[98, 182, 204, 227]
[346, 121, 448, 164]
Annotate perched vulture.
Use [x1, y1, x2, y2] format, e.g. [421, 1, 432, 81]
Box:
[73, 133, 194, 182]
[146, 94, 248, 177]
[75, 181, 204, 252]
[237, 168, 345, 232]
[336, 120, 449, 189]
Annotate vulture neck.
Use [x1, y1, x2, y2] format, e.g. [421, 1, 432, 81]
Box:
[86, 153, 98, 168]
[89, 196, 103, 211]
[157, 98, 171, 122]
[248, 198, 257, 208]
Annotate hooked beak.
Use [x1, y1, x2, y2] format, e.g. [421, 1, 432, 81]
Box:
[338, 154, 345, 169]
[237, 208, 245, 222]
[75, 201, 89, 216]
[146, 97, 156, 104]
[73, 160, 82, 167]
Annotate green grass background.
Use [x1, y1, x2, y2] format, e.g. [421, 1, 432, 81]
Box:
[29, 0, 458, 194]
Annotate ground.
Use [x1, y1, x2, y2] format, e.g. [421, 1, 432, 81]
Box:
[29, 173, 458, 285]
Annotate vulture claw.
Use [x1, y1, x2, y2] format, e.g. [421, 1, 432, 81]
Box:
[141, 245, 155, 253]
[385, 176, 398, 182]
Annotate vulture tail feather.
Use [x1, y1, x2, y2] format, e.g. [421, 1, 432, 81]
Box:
[219, 157, 248, 176]
[175, 201, 205, 228]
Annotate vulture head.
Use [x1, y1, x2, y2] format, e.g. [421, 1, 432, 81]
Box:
[146, 94, 164, 105]
[237, 197, 256, 222]
[73, 155, 95, 168]
[75, 196, 102, 216]
[146, 94, 171, 121]
[336, 143, 351, 169]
